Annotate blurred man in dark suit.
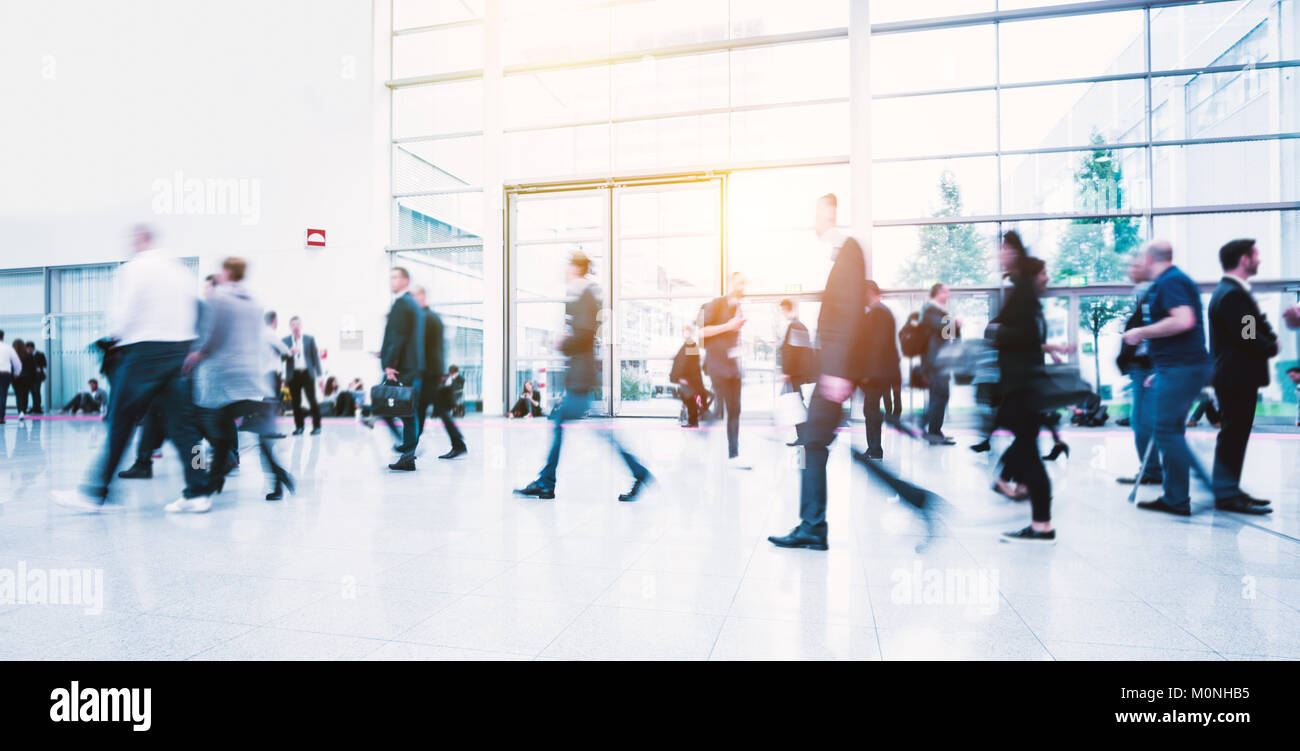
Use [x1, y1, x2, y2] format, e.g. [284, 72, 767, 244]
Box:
[768, 194, 867, 551]
[283, 315, 323, 435]
[378, 267, 425, 471]
[412, 286, 467, 459]
[1207, 238, 1277, 514]
[858, 280, 900, 460]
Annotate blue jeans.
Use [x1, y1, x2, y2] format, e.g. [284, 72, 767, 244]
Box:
[537, 390, 647, 490]
[1152, 363, 1211, 510]
[1129, 368, 1162, 481]
[89, 340, 209, 499]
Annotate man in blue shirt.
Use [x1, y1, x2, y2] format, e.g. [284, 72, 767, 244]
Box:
[1122, 240, 1212, 516]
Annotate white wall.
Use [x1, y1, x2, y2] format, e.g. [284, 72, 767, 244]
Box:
[0, 0, 390, 382]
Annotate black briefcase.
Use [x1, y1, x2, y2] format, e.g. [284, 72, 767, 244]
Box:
[1027, 364, 1095, 411]
[370, 381, 415, 417]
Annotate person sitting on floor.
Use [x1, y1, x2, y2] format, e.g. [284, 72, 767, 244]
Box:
[62, 378, 108, 415]
[510, 380, 543, 418]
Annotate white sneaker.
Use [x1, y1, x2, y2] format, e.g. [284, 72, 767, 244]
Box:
[52, 490, 103, 513]
[164, 496, 212, 513]
[728, 455, 752, 470]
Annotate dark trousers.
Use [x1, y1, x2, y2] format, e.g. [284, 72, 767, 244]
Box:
[13, 379, 31, 414]
[418, 380, 466, 451]
[202, 402, 287, 491]
[797, 390, 842, 539]
[999, 399, 1052, 523]
[29, 378, 42, 412]
[380, 373, 423, 460]
[0, 373, 10, 421]
[135, 403, 167, 464]
[861, 380, 891, 453]
[1212, 385, 1257, 500]
[89, 341, 208, 499]
[925, 369, 949, 435]
[679, 389, 700, 426]
[288, 369, 321, 430]
[537, 390, 647, 490]
[712, 376, 742, 458]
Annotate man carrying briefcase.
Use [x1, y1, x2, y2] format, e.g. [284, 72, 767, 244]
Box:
[370, 266, 426, 472]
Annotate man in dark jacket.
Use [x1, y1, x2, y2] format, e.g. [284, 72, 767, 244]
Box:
[699, 272, 749, 466]
[378, 267, 426, 471]
[859, 280, 900, 460]
[516, 252, 651, 502]
[769, 194, 868, 551]
[1207, 238, 1276, 514]
[413, 286, 467, 459]
[669, 324, 705, 427]
[25, 342, 46, 414]
[920, 283, 958, 444]
[283, 316, 324, 435]
[1116, 254, 1162, 487]
[778, 298, 814, 392]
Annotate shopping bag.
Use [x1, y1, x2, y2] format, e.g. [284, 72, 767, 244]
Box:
[774, 387, 807, 427]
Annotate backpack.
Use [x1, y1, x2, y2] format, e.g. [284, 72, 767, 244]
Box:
[899, 312, 930, 359]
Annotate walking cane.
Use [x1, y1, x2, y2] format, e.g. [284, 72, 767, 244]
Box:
[1128, 439, 1156, 504]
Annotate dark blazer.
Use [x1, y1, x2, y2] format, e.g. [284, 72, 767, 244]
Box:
[380, 291, 425, 377]
[862, 302, 901, 384]
[282, 333, 323, 379]
[1208, 278, 1278, 390]
[421, 306, 445, 382]
[920, 301, 958, 371]
[816, 237, 868, 382]
[560, 280, 600, 393]
[30, 350, 47, 382]
[779, 320, 816, 381]
[993, 273, 1046, 394]
[669, 340, 704, 393]
[699, 295, 741, 380]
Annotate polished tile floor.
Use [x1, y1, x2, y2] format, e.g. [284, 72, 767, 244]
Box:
[1, 414, 1298, 660]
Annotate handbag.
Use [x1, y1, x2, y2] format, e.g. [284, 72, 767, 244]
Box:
[774, 385, 807, 427]
[1027, 364, 1095, 411]
[370, 380, 416, 417]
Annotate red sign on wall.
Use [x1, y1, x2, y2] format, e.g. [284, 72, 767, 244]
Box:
[306, 229, 326, 247]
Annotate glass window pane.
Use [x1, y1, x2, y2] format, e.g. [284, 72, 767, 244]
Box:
[394, 192, 484, 245]
[731, 101, 850, 162]
[1153, 67, 1298, 140]
[873, 157, 998, 221]
[730, 0, 847, 38]
[873, 222, 999, 289]
[434, 302, 485, 408]
[870, 0, 993, 23]
[730, 39, 848, 108]
[1000, 79, 1147, 150]
[392, 24, 484, 78]
[1001, 145, 1147, 215]
[999, 10, 1145, 84]
[1003, 216, 1148, 286]
[504, 125, 610, 182]
[1150, 0, 1290, 72]
[515, 193, 606, 243]
[611, 53, 728, 120]
[393, 138, 484, 193]
[504, 67, 609, 129]
[502, 5, 610, 67]
[1153, 140, 1299, 208]
[612, 113, 728, 173]
[392, 80, 483, 138]
[392, 246, 485, 305]
[515, 302, 568, 358]
[1151, 209, 1300, 281]
[393, 0, 484, 30]
[611, 0, 728, 51]
[872, 25, 996, 94]
[873, 91, 997, 158]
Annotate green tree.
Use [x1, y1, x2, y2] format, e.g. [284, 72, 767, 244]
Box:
[895, 170, 991, 288]
[1053, 133, 1142, 285]
[1079, 296, 1132, 395]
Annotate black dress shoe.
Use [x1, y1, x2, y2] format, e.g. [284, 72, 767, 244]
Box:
[1118, 475, 1163, 486]
[1137, 497, 1191, 516]
[925, 433, 956, 446]
[388, 457, 417, 471]
[439, 446, 468, 459]
[767, 527, 828, 551]
[514, 482, 555, 500]
[1001, 525, 1056, 544]
[265, 488, 283, 501]
[1214, 496, 1272, 515]
[310, 427, 321, 435]
[117, 462, 152, 480]
[619, 474, 653, 502]
[970, 439, 991, 453]
[292, 428, 304, 435]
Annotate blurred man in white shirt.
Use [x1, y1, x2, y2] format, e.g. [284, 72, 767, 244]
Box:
[0, 330, 22, 424]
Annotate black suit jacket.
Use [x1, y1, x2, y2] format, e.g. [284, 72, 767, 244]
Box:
[560, 281, 600, 393]
[816, 237, 868, 382]
[380, 292, 425, 377]
[282, 333, 322, 379]
[994, 274, 1046, 394]
[1208, 279, 1278, 390]
[670, 341, 704, 392]
[421, 306, 445, 382]
[862, 302, 901, 384]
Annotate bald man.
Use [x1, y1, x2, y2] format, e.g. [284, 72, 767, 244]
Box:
[1122, 241, 1211, 517]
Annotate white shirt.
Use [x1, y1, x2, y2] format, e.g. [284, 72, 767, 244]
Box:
[291, 334, 306, 370]
[1222, 274, 1252, 292]
[108, 249, 199, 346]
[0, 341, 21, 376]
